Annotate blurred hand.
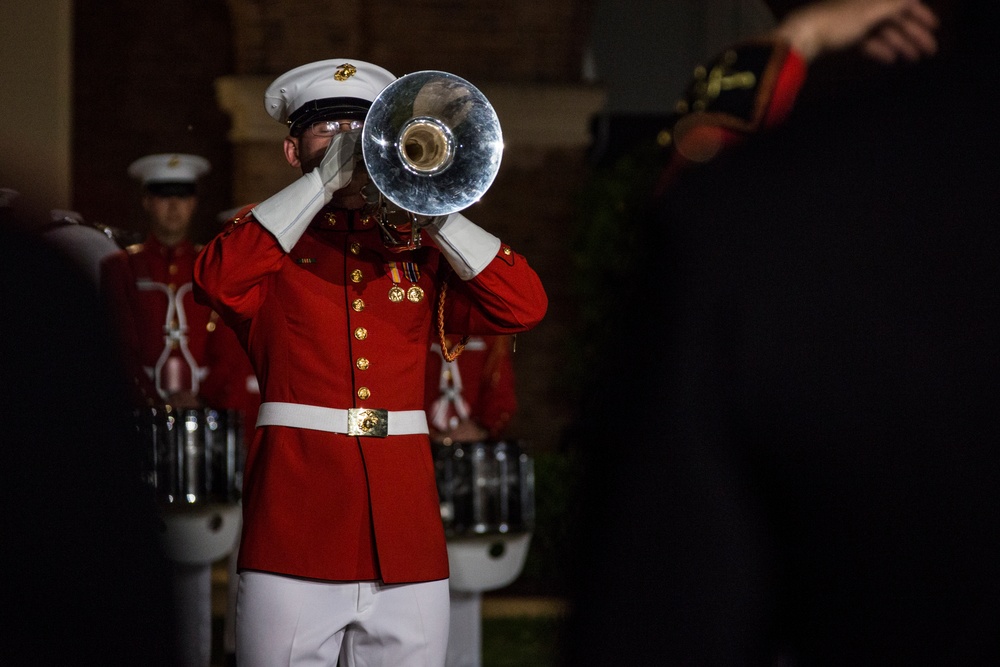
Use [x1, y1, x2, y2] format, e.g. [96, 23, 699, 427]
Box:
[774, 0, 939, 64]
[431, 419, 490, 445]
[167, 390, 201, 410]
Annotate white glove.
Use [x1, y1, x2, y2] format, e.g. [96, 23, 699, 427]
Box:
[423, 212, 502, 280]
[252, 131, 360, 252]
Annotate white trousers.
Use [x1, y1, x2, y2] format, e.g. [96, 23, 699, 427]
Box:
[446, 590, 482, 667]
[237, 571, 450, 667]
[172, 562, 213, 667]
[223, 544, 239, 655]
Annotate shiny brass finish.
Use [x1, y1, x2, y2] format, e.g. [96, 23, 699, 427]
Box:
[347, 407, 387, 437]
[388, 286, 405, 302]
[399, 118, 455, 175]
[406, 286, 425, 303]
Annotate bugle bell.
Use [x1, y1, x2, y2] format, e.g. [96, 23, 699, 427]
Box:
[361, 70, 503, 218]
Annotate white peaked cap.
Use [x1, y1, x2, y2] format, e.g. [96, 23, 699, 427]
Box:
[127, 153, 210, 185]
[263, 59, 396, 130]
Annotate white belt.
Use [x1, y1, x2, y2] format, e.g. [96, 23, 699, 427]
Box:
[256, 401, 428, 438]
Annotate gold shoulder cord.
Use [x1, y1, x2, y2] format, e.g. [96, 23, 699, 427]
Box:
[436, 282, 469, 362]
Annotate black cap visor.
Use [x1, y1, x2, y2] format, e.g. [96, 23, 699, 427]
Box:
[145, 181, 197, 197]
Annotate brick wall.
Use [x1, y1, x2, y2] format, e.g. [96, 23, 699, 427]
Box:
[73, 0, 235, 239]
[225, 0, 593, 82]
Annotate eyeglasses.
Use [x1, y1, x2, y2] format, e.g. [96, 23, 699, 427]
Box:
[306, 119, 363, 137]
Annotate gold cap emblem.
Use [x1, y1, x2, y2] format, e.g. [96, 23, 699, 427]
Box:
[334, 63, 357, 81]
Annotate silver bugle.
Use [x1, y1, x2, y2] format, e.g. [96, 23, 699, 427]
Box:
[361, 70, 503, 217]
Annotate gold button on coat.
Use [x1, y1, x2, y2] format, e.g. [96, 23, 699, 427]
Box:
[350, 242, 362, 255]
[352, 299, 365, 312]
[354, 327, 367, 340]
[357, 387, 371, 400]
[350, 269, 363, 283]
[356, 358, 370, 370]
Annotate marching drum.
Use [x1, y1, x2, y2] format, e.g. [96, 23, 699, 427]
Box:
[432, 439, 535, 538]
[435, 439, 535, 667]
[135, 407, 244, 667]
[135, 407, 245, 564]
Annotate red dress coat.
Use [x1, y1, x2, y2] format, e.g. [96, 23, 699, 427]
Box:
[193, 208, 547, 583]
[425, 335, 518, 440]
[101, 235, 226, 406]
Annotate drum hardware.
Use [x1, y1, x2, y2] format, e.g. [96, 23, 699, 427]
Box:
[360, 70, 504, 251]
[433, 440, 534, 538]
[40, 210, 143, 249]
[136, 406, 244, 509]
[90, 221, 144, 248]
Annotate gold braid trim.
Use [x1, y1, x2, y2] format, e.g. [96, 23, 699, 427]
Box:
[436, 282, 469, 362]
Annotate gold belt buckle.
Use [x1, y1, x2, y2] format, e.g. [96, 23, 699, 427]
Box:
[347, 408, 389, 437]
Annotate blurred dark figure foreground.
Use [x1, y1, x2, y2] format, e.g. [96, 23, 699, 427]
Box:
[0, 207, 177, 665]
[566, 1, 999, 665]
